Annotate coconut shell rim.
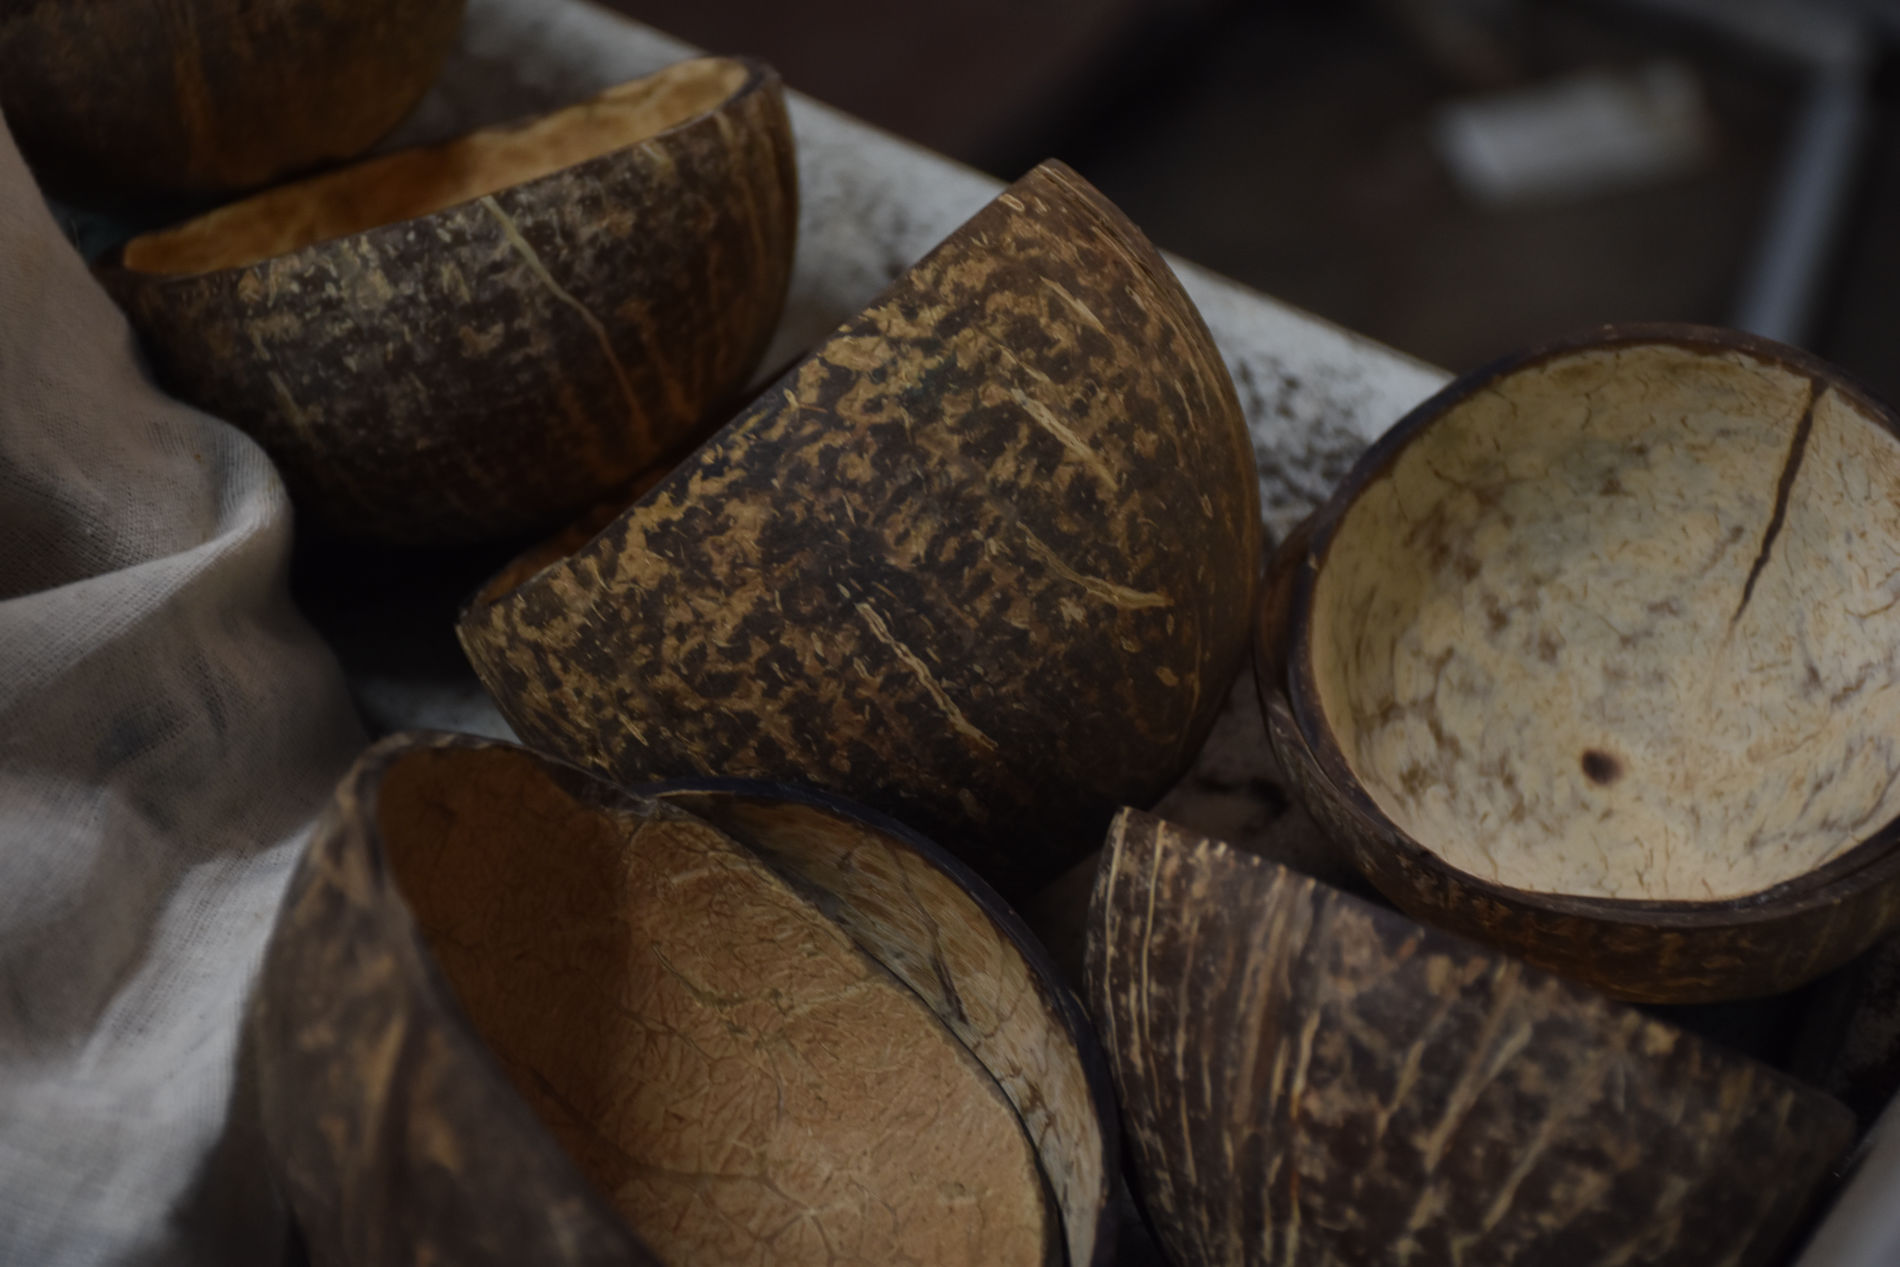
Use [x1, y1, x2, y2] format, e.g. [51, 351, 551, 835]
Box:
[637, 774, 1125, 1249]
[1094, 805, 1858, 1135]
[1269, 321, 1900, 925]
[95, 54, 780, 283]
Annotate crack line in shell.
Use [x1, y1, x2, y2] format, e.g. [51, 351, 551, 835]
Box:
[851, 599, 998, 752]
[1007, 387, 1119, 493]
[1016, 525, 1171, 611]
[479, 195, 649, 425]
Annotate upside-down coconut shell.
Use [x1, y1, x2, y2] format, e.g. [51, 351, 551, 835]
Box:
[458, 160, 1261, 896]
[1088, 808, 1855, 1267]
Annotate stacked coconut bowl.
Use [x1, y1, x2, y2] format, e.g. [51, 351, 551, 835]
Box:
[16, 0, 1900, 1262]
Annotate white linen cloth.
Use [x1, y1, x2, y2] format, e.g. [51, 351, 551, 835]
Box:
[0, 114, 364, 1265]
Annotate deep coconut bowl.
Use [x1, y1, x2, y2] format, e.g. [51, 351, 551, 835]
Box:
[100, 57, 796, 545]
[457, 159, 1262, 899]
[251, 733, 1119, 1266]
[1088, 809, 1856, 1267]
[1256, 324, 1900, 1003]
[641, 778, 1120, 1267]
[0, 0, 465, 200]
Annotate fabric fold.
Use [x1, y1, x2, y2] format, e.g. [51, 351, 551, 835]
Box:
[0, 114, 365, 1266]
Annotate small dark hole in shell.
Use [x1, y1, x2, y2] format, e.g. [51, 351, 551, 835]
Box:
[1581, 750, 1622, 785]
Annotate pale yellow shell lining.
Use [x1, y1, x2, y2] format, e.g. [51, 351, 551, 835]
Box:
[1312, 343, 1900, 900]
[122, 58, 749, 277]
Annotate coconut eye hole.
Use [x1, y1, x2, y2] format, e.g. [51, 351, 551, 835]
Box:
[1581, 749, 1622, 785]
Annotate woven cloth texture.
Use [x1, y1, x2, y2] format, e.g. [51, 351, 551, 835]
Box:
[0, 115, 365, 1266]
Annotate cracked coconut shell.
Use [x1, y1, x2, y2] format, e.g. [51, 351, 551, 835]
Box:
[458, 160, 1262, 897]
[647, 778, 1121, 1267]
[99, 57, 796, 545]
[250, 732, 1064, 1267]
[1256, 325, 1900, 1003]
[1088, 808, 1856, 1267]
[0, 0, 464, 200]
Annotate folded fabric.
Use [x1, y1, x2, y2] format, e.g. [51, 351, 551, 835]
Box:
[0, 115, 365, 1266]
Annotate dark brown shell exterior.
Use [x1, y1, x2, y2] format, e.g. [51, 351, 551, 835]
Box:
[1087, 808, 1855, 1267]
[458, 160, 1262, 896]
[647, 778, 1121, 1267]
[99, 59, 797, 545]
[248, 732, 661, 1267]
[1255, 324, 1900, 1004]
[0, 0, 465, 199]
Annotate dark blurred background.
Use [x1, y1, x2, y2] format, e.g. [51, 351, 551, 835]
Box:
[605, 0, 1900, 403]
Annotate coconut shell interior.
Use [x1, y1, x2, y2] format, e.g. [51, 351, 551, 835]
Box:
[657, 786, 1114, 1267]
[375, 745, 1057, 1267]
[122, 58, 750, 277]
[1309, 340, 1900, 901]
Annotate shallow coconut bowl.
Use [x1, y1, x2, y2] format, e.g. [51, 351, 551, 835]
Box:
[100, 57, 796, 545]
[1088, 809, 1855, 1267]
[457, 160, 1262, 897]
[0, 0, 465, 199]
[252, 733, 1117, 1266]
[1256, 325, 1900, 1003]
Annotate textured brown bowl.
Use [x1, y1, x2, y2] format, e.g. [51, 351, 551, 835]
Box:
[251, 733, 1070, 1266]
[1257, 324, 1900, 1002]
[1088, 808, 1856, 1267]
[0, 0, 465, 199]
[458, 159, 1262, 897]
[100, 57, 796, 545]
[645, 778, 1121, 1267]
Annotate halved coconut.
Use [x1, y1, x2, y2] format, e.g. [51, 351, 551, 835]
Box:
[250, 733, 1058, 1266]
[457, 160, 1262, 896]
[0, 0, 465, 199]
[100, 57, 796, 545]
[1257, 324, 1900, 1001]
[649, 779, 1121, 1267]
[1088, 808, 1855, 1267]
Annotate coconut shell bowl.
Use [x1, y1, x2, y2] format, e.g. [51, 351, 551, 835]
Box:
[458, 160, 1263, 899]
[250, 733, 1118, 1267]
[0, 0, 466, 200]
[99, 56, 796, 546]
[1256, 324, 1900, 1003]
[1089, 809, 1855, 1267]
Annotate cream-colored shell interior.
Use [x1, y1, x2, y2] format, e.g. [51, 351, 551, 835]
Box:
[378, 747, 1053, 1267]
[1311, 343, 1900, 900]
[122, 58, 749, 276]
